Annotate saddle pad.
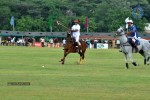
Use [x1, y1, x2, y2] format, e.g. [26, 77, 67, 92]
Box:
[135, 40, 140, 46]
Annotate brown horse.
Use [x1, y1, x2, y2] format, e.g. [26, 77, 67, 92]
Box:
[60, 31, 87, 64]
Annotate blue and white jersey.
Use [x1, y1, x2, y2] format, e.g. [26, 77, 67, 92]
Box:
[128, 24, 139, 39]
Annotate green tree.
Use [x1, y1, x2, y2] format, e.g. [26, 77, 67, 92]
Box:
[94, 0, 147, 32]
[0, 0, 149, 32]
[16, 16, 48, 32]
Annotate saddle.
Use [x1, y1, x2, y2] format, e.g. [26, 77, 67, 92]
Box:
[130, 39, 139, 53]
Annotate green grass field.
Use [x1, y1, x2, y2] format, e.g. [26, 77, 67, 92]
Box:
[0, 46, 150, 100]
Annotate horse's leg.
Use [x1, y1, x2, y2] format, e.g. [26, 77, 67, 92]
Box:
[139, 49, 150, 65]
[128, 52, 138, 67]
[82, 49, 86, 60]
[147, 54, 150, 65]
[62, 52, 68, 64]
[77, 45, 84, 64]
[60, 50, 68, 64]
[147, 56, 150, 62]
[123, 53, 129, 69]
[144, 52, 150, 65]
[78, 51, 83, 64]
[139, 50, 147, 65]
[80, 46, 86, 64]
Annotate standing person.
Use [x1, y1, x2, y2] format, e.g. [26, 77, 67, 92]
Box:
[53, 38, 58, 47]
[7, 36, 11, 46]
[85, 38, 91, 48]
[126, 19, 139, 52]
[62, 38, 66, 47]
[70, 19, 81, 48]
[40, 37, 45, 47]
[49, 38, 54, 47]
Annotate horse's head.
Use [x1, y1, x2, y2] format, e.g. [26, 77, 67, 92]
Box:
[66, 31, 74, 43]
[67, 31, 71, 38]
[116, 26, 125, 36]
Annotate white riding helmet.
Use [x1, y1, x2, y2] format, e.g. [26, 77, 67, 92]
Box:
[127, 20, 133, 23]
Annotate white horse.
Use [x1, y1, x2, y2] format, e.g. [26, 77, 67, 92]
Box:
[116, 27, 150, 69]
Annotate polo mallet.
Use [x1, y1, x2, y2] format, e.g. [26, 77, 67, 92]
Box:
[125, 17, 129, 32]
[56, 21, 68, 29]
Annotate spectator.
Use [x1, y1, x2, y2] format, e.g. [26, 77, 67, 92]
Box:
[85, 38, 90, 48]
[62, 38, 66, 47]
[40, 37, 45, 47]
[11, 37, 16, 46]
[1, 39, 6, 46]
[7, 36, 11, 46]
[49, 38, 54, 47]
[112, 39, 116, 48]
[53, 38, 58, 47]
[90, 39, 94, 48]
[32, 37, 36, 46]
[24, 37, 29, 46]
[28, 37, 33, 46]
[94, 38, 98, 49]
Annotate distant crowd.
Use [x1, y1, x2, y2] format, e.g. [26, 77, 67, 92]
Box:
[0, 36, 62, 48]
[0, 36, 121, 48]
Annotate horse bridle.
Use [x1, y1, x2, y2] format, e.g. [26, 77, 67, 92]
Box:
[116, 29, 125, 36]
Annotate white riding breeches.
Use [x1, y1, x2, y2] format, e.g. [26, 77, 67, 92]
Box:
[72, 33, 80, 42]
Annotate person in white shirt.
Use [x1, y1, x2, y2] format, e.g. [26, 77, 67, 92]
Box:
[71, 19, 81, 48]
[49, 38, 54, 47]
[62, 38, 66, 47]
[40, 37, 45, 47]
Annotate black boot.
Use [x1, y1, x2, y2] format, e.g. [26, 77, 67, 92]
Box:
[130, 41, 138, 53]
[75, 42, 79, 47]
[74, 42, 79, 52]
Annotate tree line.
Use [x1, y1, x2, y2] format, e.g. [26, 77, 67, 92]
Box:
[0, 0, 150, 32]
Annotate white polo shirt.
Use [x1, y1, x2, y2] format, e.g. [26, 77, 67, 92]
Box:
[71, 24, 80, 35]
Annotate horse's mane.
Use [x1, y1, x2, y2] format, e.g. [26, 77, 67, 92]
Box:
[66, 31, 74, 43]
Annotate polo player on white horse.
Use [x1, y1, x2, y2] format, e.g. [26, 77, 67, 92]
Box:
[116, 26, 150, 69]
[126, 19, 139, 53]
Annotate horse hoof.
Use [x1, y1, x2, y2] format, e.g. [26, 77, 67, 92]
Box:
[79, 61, 83, 64]
[61, 59, 63, 61]
[125, 67, 129, 69]
[132, 62, 138, 66]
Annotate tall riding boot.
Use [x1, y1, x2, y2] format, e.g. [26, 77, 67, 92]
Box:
[76, 42, 81, 52]
[75, 42, 79, 47]
[130, 41, 138, 53]
[74, 42, 79, 52]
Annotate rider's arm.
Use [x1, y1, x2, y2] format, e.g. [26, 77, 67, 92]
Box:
[126, 31, 134, 35]
[71, 29, 78, 32]
[68, 28, 78, 32]
[126, 26, 136, 35]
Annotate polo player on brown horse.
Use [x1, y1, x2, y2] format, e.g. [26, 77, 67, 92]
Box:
[59, 19, 87, 64]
